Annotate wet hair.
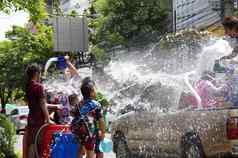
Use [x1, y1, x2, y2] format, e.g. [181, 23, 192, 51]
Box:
[82, 77, 95, 85]
[222, 16, 238, 30]
[26, 64, 41, 80]
[25, 64, 41, 100]
[80, 80, 95, 100]
[25, 64, 41, 88]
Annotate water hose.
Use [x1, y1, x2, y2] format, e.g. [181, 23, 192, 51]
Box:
[34, 123, 50, 158]
[184, 71, 202, 109]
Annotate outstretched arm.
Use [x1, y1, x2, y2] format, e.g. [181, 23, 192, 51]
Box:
[65, 56, 79, 77]
[220, 46, 238, 60]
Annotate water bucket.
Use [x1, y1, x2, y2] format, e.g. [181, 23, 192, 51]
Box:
[99, 138, 113, 153]
[57, 56, 67, 70]
[51, 132, 79, 158]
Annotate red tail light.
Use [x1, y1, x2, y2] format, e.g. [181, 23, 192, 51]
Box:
[19, 115, 28, 120]
[227, 117, 238, 140]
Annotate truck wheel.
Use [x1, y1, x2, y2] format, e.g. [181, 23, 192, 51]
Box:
[181, 134, 206, 158]
[115, 138, 131, 158]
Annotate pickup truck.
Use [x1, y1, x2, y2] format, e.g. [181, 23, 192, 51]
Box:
[111, 73, 238, 158]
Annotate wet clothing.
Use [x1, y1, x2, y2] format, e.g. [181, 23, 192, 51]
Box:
[71, 99, 103, 153]
[222, 37, 238, 60]
[195, 80, 220, 108]
[223, 76, 238, 106]
[26, 80, 45, 146]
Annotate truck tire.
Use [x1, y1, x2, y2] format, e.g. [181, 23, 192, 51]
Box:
[115, 138, 131, 158]
[181, 133, 206, 158]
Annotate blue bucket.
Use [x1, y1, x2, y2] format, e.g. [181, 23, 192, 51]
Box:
[99, 138, 113, 153]
[51, 133, 79, 158]
[57, 56, 67, 70]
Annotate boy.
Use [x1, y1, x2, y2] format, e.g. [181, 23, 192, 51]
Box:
[71, 79, 105, 158]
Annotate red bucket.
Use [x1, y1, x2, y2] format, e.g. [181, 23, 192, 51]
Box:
[37, 124, 70, 158]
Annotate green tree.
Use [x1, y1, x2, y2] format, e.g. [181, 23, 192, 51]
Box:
[0, 24, 55, 112]
[0, 114, 16, 157]
[0, 0, 47, 23]
[87, 0, 171, 61]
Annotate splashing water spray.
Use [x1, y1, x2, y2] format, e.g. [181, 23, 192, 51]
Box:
[43, 36, 233, 113]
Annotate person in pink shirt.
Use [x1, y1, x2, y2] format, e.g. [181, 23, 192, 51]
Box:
[194, 71, 223, 108]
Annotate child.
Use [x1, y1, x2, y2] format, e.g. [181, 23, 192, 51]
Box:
[195, 71, 223, 108]
[68, 94, 81, 117]
[71, 78, 105, 158]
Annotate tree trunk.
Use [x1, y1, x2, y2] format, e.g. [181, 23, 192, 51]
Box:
[0, 87, 6, 114]
[0, 88, 12, 114]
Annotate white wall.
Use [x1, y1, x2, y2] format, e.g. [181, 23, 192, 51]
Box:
[175, 0, 221, 30]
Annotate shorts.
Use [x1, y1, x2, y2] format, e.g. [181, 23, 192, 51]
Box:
[84, 136, 102, 153]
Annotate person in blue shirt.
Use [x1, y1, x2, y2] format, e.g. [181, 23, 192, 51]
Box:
[71, 78, 105, 158]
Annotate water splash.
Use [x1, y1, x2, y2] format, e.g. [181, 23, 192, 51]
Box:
[44, 57, 58, 77]
[43, 67, 92, 96]
[43, 37, 233, 113]
[196, 39, 232, 77]
[95, 38, 233, 112]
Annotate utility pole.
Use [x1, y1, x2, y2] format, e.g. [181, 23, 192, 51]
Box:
[221, 0, 225, 18]
[222, 0, 234, 17]
[172, 0, 177, 32]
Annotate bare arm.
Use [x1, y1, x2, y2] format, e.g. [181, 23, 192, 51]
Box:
[65, 56, 79, 77]
[47, 103, 62, 110]
[221, 46, 238, 60]
[207, 81, 224, 93]
[40, 98, 50, 123]
[99, 117, 106, 139]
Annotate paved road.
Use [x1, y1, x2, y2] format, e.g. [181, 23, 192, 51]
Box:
[16, 135, 116, 158]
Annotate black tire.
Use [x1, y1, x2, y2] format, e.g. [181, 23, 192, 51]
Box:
[181, 133, 206, 158]
[115, 138, 131, 158]
[113, 132, 131, 158]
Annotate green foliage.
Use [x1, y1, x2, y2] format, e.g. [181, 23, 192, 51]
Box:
[96, 92, 109, 108]
[92, 46, 108, 62]
[0, 0, 47, 23]
[87, 0, 171, 62]
[69, 10, 79, 17]
[0, 24, 55, 111]
[0, 114, 16, 158]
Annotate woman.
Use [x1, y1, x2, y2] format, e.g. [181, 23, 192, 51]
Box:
[23, 64, 51, 158]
